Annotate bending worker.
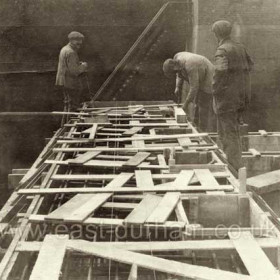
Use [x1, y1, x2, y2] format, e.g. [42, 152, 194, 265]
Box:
[212, 20, 253, 170]
[56, 31, 88, 123]
[163, 52, 214, 131]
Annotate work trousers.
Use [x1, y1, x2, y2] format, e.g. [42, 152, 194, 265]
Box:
[194, 91, 215, 132]
[217, 111, 243, 171]
[61, 88, 80, 125]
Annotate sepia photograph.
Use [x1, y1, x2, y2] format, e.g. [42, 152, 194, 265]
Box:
[0, 0, 280, 279]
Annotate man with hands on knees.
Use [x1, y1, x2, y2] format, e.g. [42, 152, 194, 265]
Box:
[163, 52, 214, 131]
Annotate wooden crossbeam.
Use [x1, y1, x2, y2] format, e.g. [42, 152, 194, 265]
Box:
[95, 133, 207, 143]
[17, 238, 280, 253]
[68, 241, 251, 280]
[18, 184, 234, 195]
[229, 231, 279, 280]
[51, 172, 228, 182]
[124, 194, 162, 225]
[146, 192, 180, 224]
[29, 235, 68, 280]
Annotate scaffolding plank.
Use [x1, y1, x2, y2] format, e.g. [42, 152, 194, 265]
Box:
[45, 194, 96, 221]
[173, 170, 194, 187]
[64, 193, 112, 223]
[146, 192, 180, 224]
[105, 172, 134, 189]
[47, 173, 132, 222]
[194, 169, 219, 187]
[123, 152, 150, 167]
[229, 231, 279, 279]
[68, 151, 101, 165]
[68, 241, 251, 280]
[128, 264, 137, 280]
[29, 235, 68, 280]
[135, 170, 154, 188]
[124, 194, 162, 225]
[123, 126, 144, 136]
[247, 169, 280, 194]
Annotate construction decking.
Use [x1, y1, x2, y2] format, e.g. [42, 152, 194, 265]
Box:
[1, 101, 280, 280]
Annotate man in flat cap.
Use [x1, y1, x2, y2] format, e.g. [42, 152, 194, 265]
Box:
[56, 31, 88, 123]
[212, 20, 253, 171]
[163, 52, 214, 131]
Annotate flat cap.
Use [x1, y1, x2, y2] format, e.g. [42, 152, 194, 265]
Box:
[212, 20, 232, 39]
[68, 31, 85, 40]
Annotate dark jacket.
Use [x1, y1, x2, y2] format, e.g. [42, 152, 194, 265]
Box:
[55, 43, 85, 90]
[213, 39, 253, 114]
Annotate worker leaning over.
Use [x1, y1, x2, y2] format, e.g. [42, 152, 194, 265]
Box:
[212, 20, 253, 171]
[163, 52, 214, 131]
[56, 31, 88, 123]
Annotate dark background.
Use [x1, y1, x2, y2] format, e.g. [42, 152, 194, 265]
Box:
[1, 0, 280, 201]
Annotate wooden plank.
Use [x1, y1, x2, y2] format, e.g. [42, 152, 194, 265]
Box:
[175, 201, 189, 224]
[247, 169, 280, 194]
[128, 264, 137, 280]
[17, 238, 280, 253]
[46, 173, 133, 222]
[29, 235, 68, 280]
[105, 172, 134, 189]
[131, 120, 146, 148]
[45, 194, 96, 221]
[249, 148, 261, 157]
[178, 137, 192, 148]
[259, 129, 268, 136]
[124, 194, 162, 225]
[67, 151, 101, 165]
[194, 169, 219, 187]
[135, 170, 154, 188]
[123, 152, 150, 167]
[229, 231, 279, 280]
[95, 133, 207, 143]
[68, 241, 251, 280]
[64, 193, 112, 223]
[173, 170, 194, 187]
[18, 184, 234, 195]
[123, 126, 143, 136]
[146, 192, 180, 224]
[88, 124, 98, 140]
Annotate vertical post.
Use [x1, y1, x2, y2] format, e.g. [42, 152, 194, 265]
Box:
[238, 167, 247, 194]
[168, 147, 176, 166]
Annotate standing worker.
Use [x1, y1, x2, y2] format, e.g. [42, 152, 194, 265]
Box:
[56, 31, 88, 124]
[163, 52, 214, 131]
[212, 20, 253, 170]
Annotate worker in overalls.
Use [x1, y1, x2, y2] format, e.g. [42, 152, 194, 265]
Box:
[163, 52, 215, 132]
[55, 31, 88, 124]
[212, 20, 253, 170]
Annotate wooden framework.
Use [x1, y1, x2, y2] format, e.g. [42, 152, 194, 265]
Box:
[1, 102, 280, 279]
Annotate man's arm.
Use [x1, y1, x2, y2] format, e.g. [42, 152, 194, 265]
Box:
[175, 73, 184, 96]
[184, 67, 199, 106]
[213, 48, 228, 95]
[66, 52, 87, 76]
